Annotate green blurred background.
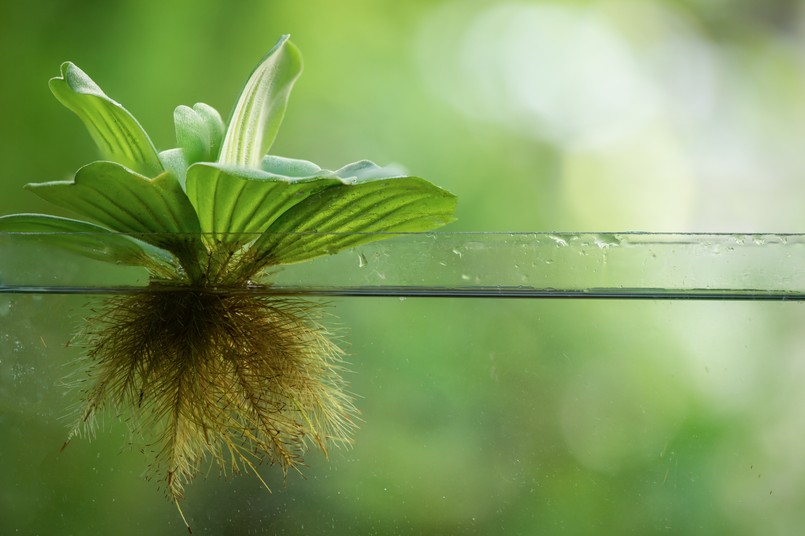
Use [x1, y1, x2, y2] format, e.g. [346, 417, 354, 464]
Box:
[4, 0, 805, 534]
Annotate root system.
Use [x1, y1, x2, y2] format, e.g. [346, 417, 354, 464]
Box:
[64, 288, 355, 503]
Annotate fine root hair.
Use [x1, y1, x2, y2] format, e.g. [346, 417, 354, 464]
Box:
[65, 289, 356, 502]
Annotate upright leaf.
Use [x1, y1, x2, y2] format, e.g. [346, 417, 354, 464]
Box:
[218, 35, 303, 167]
[174, 103, 225, 165]
[244, 177, 457, 269]
[50, 62, 163, 177]
[158, 148, 189, 187]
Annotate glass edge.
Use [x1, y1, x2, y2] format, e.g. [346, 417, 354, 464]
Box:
[1, 230, 805, 238]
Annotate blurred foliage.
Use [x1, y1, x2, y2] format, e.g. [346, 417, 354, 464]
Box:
[4, 0, 805, 534]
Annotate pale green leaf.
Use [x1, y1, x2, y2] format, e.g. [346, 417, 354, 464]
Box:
[258, 157, 405, 181]
[50, 62, 163, 177]
[185, 162, 341, 242]
[158, 148, 188, 186]
[261, 155, 323, 178]
[0, 213, 175, 269]
[245, 177, 457, 268]
[25, 162, 205, 278]
[331, 160, 406, 180]
[175, 103, 225, 165]
[218, 35, 303, 167]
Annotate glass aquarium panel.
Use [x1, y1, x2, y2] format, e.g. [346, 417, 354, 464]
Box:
[2, 232, 805, 297]
[1, 232, 804, 534]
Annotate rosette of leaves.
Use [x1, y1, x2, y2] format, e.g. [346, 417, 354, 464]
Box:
[0, 34, 456, 520]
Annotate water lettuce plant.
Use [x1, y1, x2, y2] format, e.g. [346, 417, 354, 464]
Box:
[0, 35, 456, 525]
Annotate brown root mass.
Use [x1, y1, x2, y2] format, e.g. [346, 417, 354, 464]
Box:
[65, 289, 355, 501]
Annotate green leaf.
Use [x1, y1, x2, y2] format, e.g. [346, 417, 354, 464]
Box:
[331, 160, 406, 180]
[246, 177, 457, 268]
[0, 213, 175, 269]
[158, 148, 188, 186]
[258, 157, 405, 181]
[25, 161, 201, 236]
[25, 162, 205, 279]
[218, 35, 303, 167]
[261, 155, 323, 178]
[174, 103, 225, 165]
[50, 62, 163, 177]
[185, 162, 341, 242]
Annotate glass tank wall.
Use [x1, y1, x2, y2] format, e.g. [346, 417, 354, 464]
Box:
[2, 234, 804, 534]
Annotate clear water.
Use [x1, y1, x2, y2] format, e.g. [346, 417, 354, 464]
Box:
[2, 290, 804, 535]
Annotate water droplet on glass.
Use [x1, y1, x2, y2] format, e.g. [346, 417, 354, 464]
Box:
[452, 248, 463, 258]
[358, 253, 368, 268]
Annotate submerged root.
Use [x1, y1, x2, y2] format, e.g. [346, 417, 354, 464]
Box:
[65, 289, 356, 502]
